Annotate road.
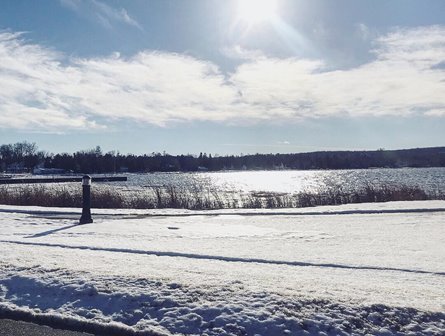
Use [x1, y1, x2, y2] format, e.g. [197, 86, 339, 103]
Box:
[0, 319, 94, 336]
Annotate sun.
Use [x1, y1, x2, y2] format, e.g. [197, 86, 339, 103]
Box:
[237, 0, 278, 24]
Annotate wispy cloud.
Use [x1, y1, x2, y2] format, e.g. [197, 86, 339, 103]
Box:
[0, 31, 102, 131]
[221, 45, 267, 61]
[0, 26, 444, 132]
[59, 0, 142, 30]
[230, 25, 445, 119]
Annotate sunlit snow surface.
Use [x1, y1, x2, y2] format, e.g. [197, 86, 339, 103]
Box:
[1, 202, 444, 335]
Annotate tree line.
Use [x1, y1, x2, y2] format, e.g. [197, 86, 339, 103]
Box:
[1, 141, 445, 174]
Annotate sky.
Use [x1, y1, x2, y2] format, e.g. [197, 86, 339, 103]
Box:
[0, 0, 444, 155]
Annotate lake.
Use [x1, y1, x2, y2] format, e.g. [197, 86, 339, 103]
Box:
[111, 167, 445, 195]
[3, 167, 444, 208]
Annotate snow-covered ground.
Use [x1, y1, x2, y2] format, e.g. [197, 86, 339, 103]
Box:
[0, 201, 444, 335]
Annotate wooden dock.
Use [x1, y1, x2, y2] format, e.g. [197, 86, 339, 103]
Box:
[0, 176, 127, 185]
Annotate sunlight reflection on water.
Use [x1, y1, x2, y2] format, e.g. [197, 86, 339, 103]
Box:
[121, 167, 445, 195]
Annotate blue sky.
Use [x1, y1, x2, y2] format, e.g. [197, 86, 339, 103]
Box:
[0, 0, 444, 155]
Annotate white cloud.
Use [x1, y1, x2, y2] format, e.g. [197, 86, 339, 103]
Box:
[230, 26, 445, 119]
[0, 32, 239, 131]
[0, 32, 101, 131]
[0, 26, 444, 132]
[355, 23, 374, 41]
[375, 26, 445, 66]
[59, 0, 142, 30]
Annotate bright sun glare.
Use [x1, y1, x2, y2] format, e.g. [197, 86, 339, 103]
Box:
[237, 0, 277, 24]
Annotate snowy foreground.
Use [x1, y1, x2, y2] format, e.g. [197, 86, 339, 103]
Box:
[0, 201, 444, 335]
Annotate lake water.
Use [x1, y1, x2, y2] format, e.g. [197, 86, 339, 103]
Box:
[112, 167, 445, 195]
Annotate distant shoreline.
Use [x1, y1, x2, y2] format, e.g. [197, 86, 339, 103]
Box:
[1, 142, 444, 175]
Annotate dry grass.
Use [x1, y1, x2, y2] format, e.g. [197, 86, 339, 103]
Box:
[0, 183, 443, 210]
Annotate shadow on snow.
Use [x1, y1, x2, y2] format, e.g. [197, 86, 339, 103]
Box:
[1, 240, 444, 277]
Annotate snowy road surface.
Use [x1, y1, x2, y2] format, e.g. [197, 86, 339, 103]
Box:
[0, 319, 94, 336]
[0, 201, 444, 335]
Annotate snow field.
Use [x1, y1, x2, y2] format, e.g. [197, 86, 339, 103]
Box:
[0, 202, 444, 335]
